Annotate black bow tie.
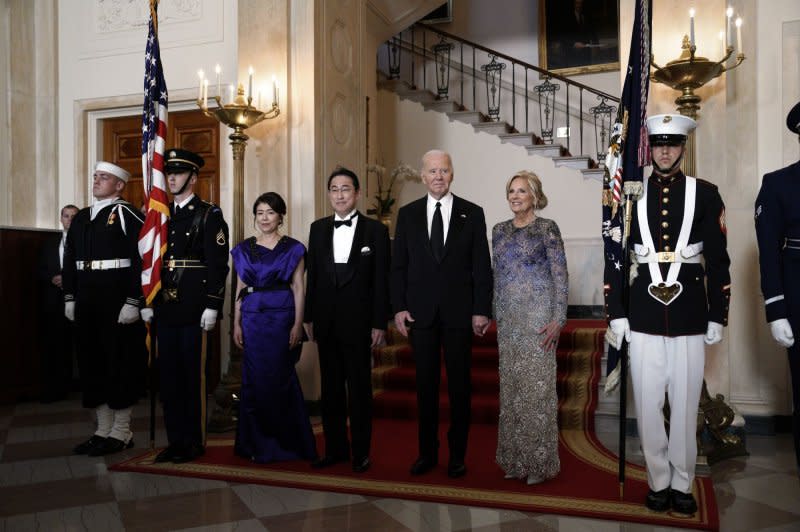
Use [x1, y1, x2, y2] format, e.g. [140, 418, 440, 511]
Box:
[334, 214, 356, 228]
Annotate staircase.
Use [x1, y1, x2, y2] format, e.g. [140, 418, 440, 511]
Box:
[371, 320, 607, 433]
[378, 23, 619, 182]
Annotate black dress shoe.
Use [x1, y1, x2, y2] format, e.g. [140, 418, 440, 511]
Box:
[88, 437, 134, 456]
[312, 455, 347, 469]
[645, 488, 671, 512]
[670, 490, 698, 515]
[172, 443, 205, 464]
[447, 462, 467, 478]
[73, 435, 107, 455]
[154, 445, 180, 463]
[352, 456, 370, 473]
[409, 457, 437, 475]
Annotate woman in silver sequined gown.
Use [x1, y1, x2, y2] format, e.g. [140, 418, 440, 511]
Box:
[492, 171, 568, 485]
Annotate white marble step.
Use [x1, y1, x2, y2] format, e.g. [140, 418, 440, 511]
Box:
[526, 144, 565, 158]
[422, 100, 460, 113]
[553, 155, 592, 169]
[472, 121, 512, 135]
[446, 110, 485, 125]
[498, 132, 539, 147]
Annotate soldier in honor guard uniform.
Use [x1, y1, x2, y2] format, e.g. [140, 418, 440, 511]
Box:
[63, 161, 147, 456]
[754, 100, 800, 473]
[606, 114, 731, 514]
[141, 148, 229, 464]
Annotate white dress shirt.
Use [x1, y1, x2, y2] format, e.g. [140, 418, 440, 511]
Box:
[90, 196, 117, 221]
[332, 209, 358, 263]
[426, 192, 453, 244]
[59, 231, 67, 269]
[174, 193, 195, 211]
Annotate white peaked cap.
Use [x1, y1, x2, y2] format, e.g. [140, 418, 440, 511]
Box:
[94, 161, 131, 182]
[646, 114, 697, 137]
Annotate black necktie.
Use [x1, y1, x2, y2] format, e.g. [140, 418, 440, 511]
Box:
[431, 201, 444, 262]
[334, 214, 356, 228]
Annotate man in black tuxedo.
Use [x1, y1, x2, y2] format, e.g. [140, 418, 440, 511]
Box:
[305, 167, 391, 473]
[391, 149, 492, 478]
[37, 204, 79, 402]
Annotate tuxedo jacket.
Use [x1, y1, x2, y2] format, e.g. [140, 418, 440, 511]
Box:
[304, 212, 391, 339]
[391, 194, 493, 328]
[755, 160, 800, 324]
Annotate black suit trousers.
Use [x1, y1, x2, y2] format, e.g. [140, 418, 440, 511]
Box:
[317, 324, 373, 460]
[410, 321, 472, 463]
[787, 316, 800, 469]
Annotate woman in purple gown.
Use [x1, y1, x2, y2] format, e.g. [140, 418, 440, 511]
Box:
[231, 192, 316, 463]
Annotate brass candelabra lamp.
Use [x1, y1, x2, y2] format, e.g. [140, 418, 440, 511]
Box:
[197, 84, 280, 432]
[651, 35, 745, 175]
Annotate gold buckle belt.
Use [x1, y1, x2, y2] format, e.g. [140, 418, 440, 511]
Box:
[76, 259, 132, 271]
[165, 259, 207, 269]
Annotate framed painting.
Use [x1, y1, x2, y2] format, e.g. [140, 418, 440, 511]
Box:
[538, 0, 620, 76]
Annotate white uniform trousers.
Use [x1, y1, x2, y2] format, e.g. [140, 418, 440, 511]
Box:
[629, 331, 705, 494]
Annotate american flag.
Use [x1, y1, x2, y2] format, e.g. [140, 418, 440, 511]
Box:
[138, 6, 169, 306]
[602, 0, 651, 387]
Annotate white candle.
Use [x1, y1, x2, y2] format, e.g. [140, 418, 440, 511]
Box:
[735, 17, 742, 52]
[726, 7, 733, 47]
[689, 8, 695, 47]
[197, 69, 204, 100]
[203, 79, 208, 108]
[248, 66, 254, 101]
[228, 84, 234, 105]
[215, 64, 221, 99]
[272, 75, 277, 106]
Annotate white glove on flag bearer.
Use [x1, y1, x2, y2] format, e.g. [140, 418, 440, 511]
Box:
[118, 303, 140, 324]
[200, 308, 218, 331]
[608, 318, 631, 350]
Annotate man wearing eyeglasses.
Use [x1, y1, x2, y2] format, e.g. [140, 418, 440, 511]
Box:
[391, 149, 493, 479]
[304, 166, 391, 473]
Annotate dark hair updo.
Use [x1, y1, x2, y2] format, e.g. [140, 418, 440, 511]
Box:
[252, 192, 287, 217]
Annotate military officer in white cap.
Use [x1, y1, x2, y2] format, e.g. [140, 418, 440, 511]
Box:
[63, 161, 147, 456]
[606, 114, 731, 514]
[755, 100, 800, 473]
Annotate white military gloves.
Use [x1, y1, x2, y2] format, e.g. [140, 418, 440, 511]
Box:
[200, 308, 218, 331]
[64, 301, 75, 322]
[140, 307, 154, 323]
[118, 303, 140, 324]
[608, 318, 631, 350]
[769, 318, 795, 348]
[704, 322, 724, 345]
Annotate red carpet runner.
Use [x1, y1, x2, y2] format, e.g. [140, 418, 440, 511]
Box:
[111, 320, 719, 530]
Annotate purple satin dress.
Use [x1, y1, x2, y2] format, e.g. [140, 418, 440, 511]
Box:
[231, 236, 316, 463]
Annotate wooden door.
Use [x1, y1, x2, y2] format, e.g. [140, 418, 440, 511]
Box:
[102, 110, 220, 206]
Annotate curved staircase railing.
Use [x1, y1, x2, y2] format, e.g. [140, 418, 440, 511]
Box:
[379, 23, 621, 164]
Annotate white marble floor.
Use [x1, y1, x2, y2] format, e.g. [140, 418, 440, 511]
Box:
[0, 397, 798, 531]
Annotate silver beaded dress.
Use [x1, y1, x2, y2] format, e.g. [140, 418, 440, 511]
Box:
[492, 217, 568, 480]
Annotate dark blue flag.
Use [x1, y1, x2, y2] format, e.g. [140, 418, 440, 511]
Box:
[602, 0, 652, 390]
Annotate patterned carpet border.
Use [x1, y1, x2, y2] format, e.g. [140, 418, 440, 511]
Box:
[110, 323, 719, 530]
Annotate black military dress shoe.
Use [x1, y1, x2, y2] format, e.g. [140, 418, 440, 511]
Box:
[73, 435, 107, 455]
[447, 461, 467, 478]
[670, 490, 698, 515]
[312, 455, 347, 469]
[88, 437, 134, 456]
[172, 443, 205, 464]
[352, 456, 370, 473]
[154, 445, 180, 463]
[409, 457, 437, 475]
[645, 488, 671, 512]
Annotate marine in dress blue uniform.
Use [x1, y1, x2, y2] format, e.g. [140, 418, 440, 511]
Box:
[754, 100, 800, 471]
[63, 162, 147, 456]
[606, 115, 731, 515]
[142, 149, 230, 464]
